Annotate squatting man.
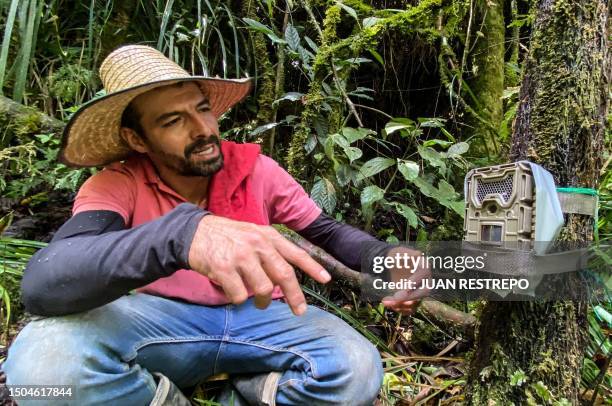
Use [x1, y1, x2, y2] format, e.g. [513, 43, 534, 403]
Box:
[2, 45, 427, 406]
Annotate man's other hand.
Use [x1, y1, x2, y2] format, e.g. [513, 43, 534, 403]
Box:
[381, 246, 431, 315]
[188, 215, 331, 315]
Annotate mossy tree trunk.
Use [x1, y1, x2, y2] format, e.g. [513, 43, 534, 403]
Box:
[466, 0, 608, 404]
[467, 0, 505, 157]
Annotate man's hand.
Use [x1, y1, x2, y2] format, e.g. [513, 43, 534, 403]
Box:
[381, 246, 431, 315]
[188, 215, 331, 315]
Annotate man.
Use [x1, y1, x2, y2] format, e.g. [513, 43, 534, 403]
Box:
[2, 45, 419, 405]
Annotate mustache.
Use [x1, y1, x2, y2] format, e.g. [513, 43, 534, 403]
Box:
[184, 137, 221, 157]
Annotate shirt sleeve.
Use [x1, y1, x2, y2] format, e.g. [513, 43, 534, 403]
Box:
[73, 164, 136, 225]
[256, 156, 322, 231]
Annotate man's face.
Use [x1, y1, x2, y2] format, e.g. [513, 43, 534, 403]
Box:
[128, 82, 223, 177]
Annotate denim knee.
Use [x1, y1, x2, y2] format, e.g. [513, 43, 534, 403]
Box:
[2, 316, 155, 405]
[291, 309, 384, 405]
[331, 335, 383, 405]
[4, 318, 87, 385]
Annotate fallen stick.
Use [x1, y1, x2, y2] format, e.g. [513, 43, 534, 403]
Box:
[281, 230, 476, 339]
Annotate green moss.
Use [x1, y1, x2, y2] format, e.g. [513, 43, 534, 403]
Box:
[466, 0, 505, 157]
[242, 0, 276, 148]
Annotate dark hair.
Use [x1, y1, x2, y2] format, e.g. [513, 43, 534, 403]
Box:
[120, 102, 145, 138]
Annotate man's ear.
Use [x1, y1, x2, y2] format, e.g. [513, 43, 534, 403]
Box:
[120, 127, 148, 154]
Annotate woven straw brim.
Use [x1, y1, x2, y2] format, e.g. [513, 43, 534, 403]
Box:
[60, 77, 252, 167]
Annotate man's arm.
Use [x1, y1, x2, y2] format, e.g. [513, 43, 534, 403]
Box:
[21, 203, 206, 316]
[297, 212, 389, 271]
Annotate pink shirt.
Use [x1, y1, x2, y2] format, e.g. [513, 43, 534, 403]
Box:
[73, 153, 322, 304]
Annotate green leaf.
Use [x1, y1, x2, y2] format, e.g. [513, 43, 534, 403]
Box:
[412, 177, 438, 198]
[311, 177, 337, 214]
[304, 36, 319, 52]
[416, 228, 428, 242]
[313, 114, 328, 137]
[437, 180, 458, 200]
[329, 133, 349, 149]
[359, 157, 395, 178]
[343, 146, 362, 163]
[368, 49, 384, 66]
[243, 17, 286, 44]
[363, 17, 380, 28]
[243, 18, 274, 35]
[448, 142, 469, 156]
[532, 381, 551, 402]
[305, 133, 317, 154]
[285, 23, 300, 51]
[384, 118, 415, 136]
[397, 160, 419, 181]
[342, 127, 374, 144]
[422, 139, 453, 148]
[249, 122, 279, 137]
[510, 369, 527, 387]
[418, 146, 447, 172]
[394, 203, 418, 228]
[336, 1, 358, 21]
[335, 164, 353, 187]
[323, 136, 336, 161]
[273, 92, 303, 106]
[361, 185, 384, 207]
[418, 117, 447, 128]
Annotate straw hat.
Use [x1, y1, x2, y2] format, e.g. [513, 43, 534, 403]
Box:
[60, 45, 253, 167]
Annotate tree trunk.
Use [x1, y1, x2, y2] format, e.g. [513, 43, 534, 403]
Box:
[467, 0, 505, 157]
[466, 0, 609, 404]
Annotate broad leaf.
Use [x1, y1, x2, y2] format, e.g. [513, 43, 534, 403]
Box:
[305, 133, 317, 154]
[336, 1, 358, 20]
[361, 185, 384, 207]
[422, 139, 452, 148]
[447, 142, 469, 156]
[342, 127, 374, 144]
[285, 23, 300, 51]
[418, 117, 447, 128]
[249, 122, 279, 137]
[363, 17, 381, 28]
[343, 146, 362, 163]
[313, 114, 328, 137]
[304, 36, 319, 52]
[335, 164, 352, 186]
[243, 18, 273, 35]
[394, 203, 418, 228]
[329, 133, 350, 149]
[437, 180, 458, 200]
[418, 146, 447, 172]
[273, 92, 303, 106]
[359, 157, 395, 178]
[311, 177, 337, 214]
[368, 48, 384, 66]
[384, 118, 415, 136]
[397, 160, 419, 181]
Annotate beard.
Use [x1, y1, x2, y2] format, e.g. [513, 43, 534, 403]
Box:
[149, 136, 224, 177]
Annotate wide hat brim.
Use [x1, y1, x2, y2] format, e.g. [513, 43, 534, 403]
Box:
[59, 76, 253, 167]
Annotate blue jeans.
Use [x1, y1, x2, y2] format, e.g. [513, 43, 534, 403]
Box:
[2, 294, 383, 405]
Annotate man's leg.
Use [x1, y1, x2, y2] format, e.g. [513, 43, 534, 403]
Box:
[2, 293, 228, 405]
[217, 298, 383, 406]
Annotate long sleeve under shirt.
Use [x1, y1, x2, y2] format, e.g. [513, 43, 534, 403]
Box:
[22, 207, 389, 316]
